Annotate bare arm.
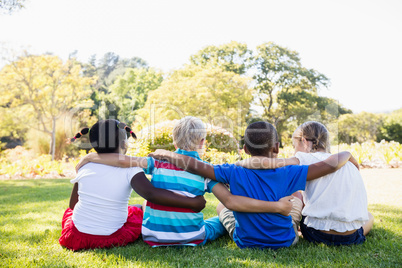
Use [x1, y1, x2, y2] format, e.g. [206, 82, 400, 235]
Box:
[131, 172, 206, 212]
[148, 149, 216, 180]
[236, 156, 300, 169]
[69, 183, 79, 210]
[212, 183, 293, 216]
[307, 151, 353, 181]
[76, 153, 148, 172]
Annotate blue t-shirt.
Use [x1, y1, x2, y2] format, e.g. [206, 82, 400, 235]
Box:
[214, 164, 308, 249]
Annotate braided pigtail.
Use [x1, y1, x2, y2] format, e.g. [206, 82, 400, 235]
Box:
[67, 127, 90, 144]
[117, 122, 137, 139]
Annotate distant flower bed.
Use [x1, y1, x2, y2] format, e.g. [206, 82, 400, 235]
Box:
[1, 141, 401, 179]
[0, 146, 82, 179]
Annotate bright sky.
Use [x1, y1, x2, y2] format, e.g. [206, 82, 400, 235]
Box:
[1, 0, 401, 113]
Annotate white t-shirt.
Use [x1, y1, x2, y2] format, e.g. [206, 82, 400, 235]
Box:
[295, 152, 369, 232]
[71, 163, 143, 235]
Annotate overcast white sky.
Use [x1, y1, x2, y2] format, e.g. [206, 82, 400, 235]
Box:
[1, 0, 401, 113]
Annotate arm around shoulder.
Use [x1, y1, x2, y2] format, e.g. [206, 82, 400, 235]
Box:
[148, 149, 216, 180]
[235, 156, 300, 169]
[306, 151, 352, 181]
[131, 172, 206, 212]
[211, 183, 293, 215]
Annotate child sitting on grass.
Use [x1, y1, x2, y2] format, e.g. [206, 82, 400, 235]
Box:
[59, 119, 207, 251]
[76, 117, 293, 247]
[148, 121, 359, 249]
[239, 121, 373, 246]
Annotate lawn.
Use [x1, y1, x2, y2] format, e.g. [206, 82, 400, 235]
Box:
[0, 172, 401, 267]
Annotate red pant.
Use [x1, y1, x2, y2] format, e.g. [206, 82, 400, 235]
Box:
[59, 206, 143, 251]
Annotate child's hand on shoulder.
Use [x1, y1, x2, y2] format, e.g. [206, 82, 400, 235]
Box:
[277, 196, 294, 216]
[148, 149, 173, 161]
[75, 153, 97, 173]
[348, 155, 360, 170]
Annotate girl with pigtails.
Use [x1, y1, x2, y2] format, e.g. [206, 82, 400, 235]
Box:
[237, 121, 374, 246]
[59, 119, 207, 251]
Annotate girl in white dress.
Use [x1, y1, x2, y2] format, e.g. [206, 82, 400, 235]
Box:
[292, 121, 373, 245]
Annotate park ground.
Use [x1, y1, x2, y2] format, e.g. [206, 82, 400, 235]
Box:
[0, 168, 401, 267]
[360, 168, 401, 207]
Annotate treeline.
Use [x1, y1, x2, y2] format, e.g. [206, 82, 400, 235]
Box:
[0, 41, 400, 159]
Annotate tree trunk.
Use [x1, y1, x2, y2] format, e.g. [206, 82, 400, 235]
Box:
[50, 117, 57, 161]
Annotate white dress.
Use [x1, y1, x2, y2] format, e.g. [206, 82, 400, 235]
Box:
[295, 152, 369, 232]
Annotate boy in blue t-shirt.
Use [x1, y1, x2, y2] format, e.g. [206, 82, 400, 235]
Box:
[149, 121, 357, 249]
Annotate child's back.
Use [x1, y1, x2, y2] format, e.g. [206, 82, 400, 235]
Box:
[72, 163, 143, 235]
[142, 149, 217, 246]
[295, 152, 369, 232]
[214, 163, 308, 249]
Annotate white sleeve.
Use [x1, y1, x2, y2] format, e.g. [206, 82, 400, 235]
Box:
[70, 168, 86, 183]
[126, 167, 144, 184]
[294, 152, 311, 165]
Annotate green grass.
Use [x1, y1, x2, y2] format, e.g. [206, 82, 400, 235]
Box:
[0, 179, 401, 268]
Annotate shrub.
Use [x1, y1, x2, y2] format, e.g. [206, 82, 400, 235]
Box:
[132, 120, 239, 154]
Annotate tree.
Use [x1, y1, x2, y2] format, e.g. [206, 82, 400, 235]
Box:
[377, 108, 402, 143]
[80, 52, 148, 120]
[337, 112, 383, 144]
[0, 54, 94, 160]
[189, 41, 252, 75]
[94, 52, 148, 92]
[135, 66, 253, 137]
[253, 42, 331, 144]
[108, 68, 163, 124]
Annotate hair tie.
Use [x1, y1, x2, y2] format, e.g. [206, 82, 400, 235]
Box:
[117, 122, 137, 139]
[67, 127, 90, 144]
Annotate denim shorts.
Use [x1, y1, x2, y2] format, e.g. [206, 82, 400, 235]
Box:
[300, 216, 366, 246]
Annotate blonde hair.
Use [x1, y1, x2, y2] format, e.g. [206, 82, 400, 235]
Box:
[293, 121, 331, 153]
[173, 116, 207, 151]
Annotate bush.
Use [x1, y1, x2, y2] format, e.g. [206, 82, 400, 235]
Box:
[130, 120, 239, 155]
[377, 108, 402, 143]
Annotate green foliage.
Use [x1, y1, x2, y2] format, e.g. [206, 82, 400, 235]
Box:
[0, 53, 94, 160]
[91, 52, 148, 92]
[128, 120, 240, 157]
[0, 146, 79, 178]
[337, 112, 383, 144]
[187, 41, 350, 146]
[108, 68, 163, 124]
[253, 42, 335, 145]
[80, 52, 148, 121]
[136, 66, 253, 137]
[189, 41, 252, 75]
[377, 108, 402, 143]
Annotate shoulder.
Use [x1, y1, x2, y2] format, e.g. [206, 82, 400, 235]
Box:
[213, 163, 239, 172]
[127, 166, 145, 176]
[282, 164, 309, 181]
[295, 152, 330, 165]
